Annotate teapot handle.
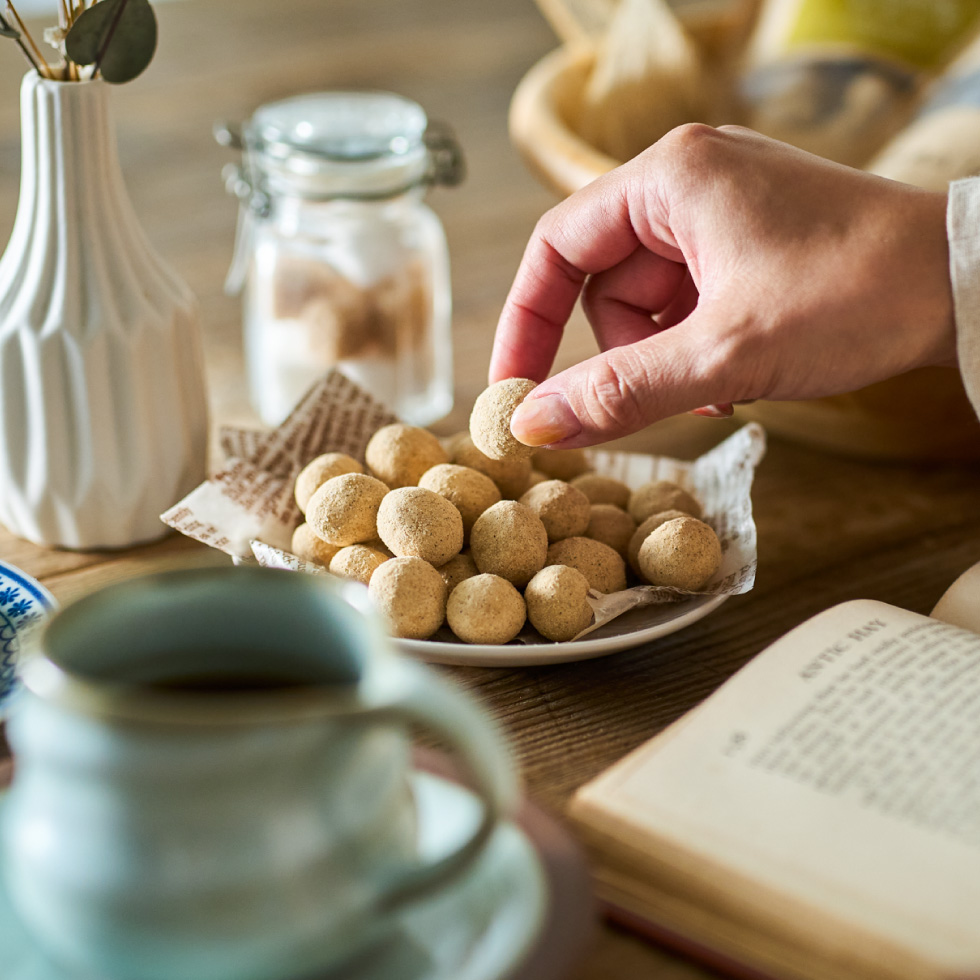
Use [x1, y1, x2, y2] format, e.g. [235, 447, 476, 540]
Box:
[365, 655, 519, 911]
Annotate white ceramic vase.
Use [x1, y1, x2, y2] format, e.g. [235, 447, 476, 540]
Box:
[0, 72, 208, 549]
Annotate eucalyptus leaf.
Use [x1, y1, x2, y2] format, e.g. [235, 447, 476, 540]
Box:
[65, 0, 157, 84]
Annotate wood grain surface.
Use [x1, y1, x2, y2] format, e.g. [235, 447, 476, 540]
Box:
[1, 1, 979, 978]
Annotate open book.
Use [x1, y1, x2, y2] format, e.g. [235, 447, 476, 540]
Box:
[569, 561, 980, 980]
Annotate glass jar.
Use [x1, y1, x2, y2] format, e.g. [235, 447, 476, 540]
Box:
[221, 92, 463, 426]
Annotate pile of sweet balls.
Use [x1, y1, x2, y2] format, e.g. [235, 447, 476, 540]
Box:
[290, 379, 722, 644]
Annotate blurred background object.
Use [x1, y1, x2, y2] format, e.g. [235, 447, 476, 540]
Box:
[221, 92, 461, 427]
[511, 0, 980, 460]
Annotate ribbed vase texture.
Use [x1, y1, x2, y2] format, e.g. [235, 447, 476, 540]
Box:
[0, 73, 208, 548]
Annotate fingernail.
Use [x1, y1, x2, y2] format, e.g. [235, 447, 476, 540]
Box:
[511, 393, 582, 447]
[690, 403, 734, 419]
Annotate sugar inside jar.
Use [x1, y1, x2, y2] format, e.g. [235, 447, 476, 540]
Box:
[223, 91, 463, 426]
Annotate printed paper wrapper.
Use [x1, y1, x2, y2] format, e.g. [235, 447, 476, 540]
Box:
[162, 371, 766, 646]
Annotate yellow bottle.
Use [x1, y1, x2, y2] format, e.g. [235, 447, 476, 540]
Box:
[738, 0, 980, 167]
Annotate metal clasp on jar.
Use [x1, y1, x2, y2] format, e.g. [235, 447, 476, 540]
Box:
[214, 120, 272, 218]
[423, 122, 465, 188]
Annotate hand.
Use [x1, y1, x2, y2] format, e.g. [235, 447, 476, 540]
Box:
[490, 125, 956, 449]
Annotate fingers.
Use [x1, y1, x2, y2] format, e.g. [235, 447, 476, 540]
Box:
[510, 309, 737, 448]
[488, 235, 586, 383]
[582, 247, 689, 353]
[654, 269, 699, 329]
[490, 159, 663, 384]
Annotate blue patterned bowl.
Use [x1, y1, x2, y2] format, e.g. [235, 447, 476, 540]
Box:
[0, 560, 57, 714]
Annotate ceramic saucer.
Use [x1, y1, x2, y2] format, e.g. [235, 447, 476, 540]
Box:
[0, 560, 57, 714]
[0, 767, 593, 980]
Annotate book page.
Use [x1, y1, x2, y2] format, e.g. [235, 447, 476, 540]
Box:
[573, 600, 980, 974]
[931, 558, 980, 634]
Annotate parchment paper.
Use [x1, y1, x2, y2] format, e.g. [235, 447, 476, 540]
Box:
[162, 371, 766, 643]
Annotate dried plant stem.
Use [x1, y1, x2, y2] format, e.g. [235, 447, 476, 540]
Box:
[5, 3, 53, 78]
[0, 11, 38, 72]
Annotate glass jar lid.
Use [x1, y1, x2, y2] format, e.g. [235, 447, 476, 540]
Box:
[242, 91, 461, 200]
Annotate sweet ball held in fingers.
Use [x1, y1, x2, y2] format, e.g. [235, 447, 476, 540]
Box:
[469, 378, 537, 461]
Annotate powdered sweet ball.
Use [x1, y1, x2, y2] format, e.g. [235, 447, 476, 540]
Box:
[546, 536, 627, 594]
[306, 473, 389, 547]
[437, 551, 479, 595]
[628, 480, 703, 525]
[294, 453, 364, 514]
[571, 473, 631, 510]
[469, 378, 537, 461]
[532, 447, 591, 482]
[637, 516, 722, 591]
[525, 564, 594, 641]
[365, 423, 448, 489]
[469, 500, 548, 588]
[418, 463, 501, 536]
[452, 435, 533, 500]
[328, 544, 388, 585]
[376, 487, 464, 567]
[627, 508, 690, 575]
[446, 574, 526, 644]
[585, 504, 636, 557]
[368, 556, 447, 640]
[290, 522, 341, 567]
[519, 479, 591, 543]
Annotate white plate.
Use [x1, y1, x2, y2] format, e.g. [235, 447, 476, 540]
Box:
[397, 592, 728, 667]
[0, 770, 553, 980]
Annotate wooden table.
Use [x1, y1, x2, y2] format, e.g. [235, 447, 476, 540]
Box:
[2, 1, 980, 977]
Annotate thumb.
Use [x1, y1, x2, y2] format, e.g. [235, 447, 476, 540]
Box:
[510, 316, 735, 448]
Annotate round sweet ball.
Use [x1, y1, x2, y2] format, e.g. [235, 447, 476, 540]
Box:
[469, 378, 537, 461]
[469, 500, 548, 588]
[525, 565, 593, 642]
[418, 463, 501, 536]
[452, 435, 533, 500]
[571, 473, 631, 510]
[328, 544, 388, 585]
[532, 447, 591, 482]
[365, 423, 448, 489]
[368, 556, 447, 640]
[447, 574, 526, 645]
[376, 487, 464, 567]
[628, 480, 703, 525]
[637, 516, 722, 591]
[519, 479, 591, 543]
[306, 473, 389, 547]
[294, 453, 364, 514]
[626, 509, 690, 575]
[440, 430, 470, 459]
[585, 504, 636, 557]
[290, 522, 341, 567]
[437, 551, 479, 595]
[528, 470, 549, 487]
[546, 537, 627, 594]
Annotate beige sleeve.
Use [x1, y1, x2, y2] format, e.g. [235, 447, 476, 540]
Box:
[948, 178, 980, 420]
